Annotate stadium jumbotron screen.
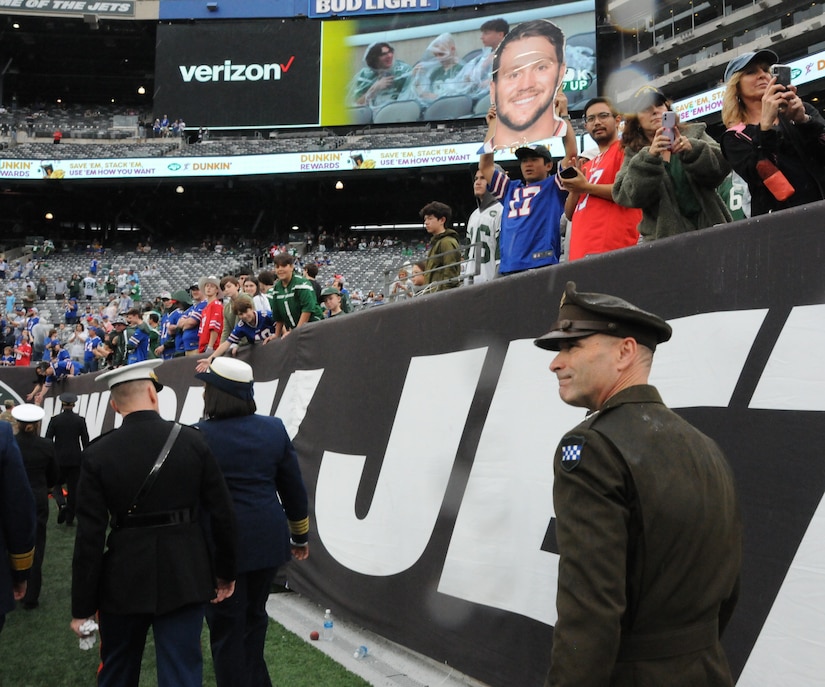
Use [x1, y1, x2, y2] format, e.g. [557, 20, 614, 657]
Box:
[153, 0, 595, 129]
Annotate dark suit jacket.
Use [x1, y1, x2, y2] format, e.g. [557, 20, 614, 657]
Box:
[548, 385, 742, 687]
[0, 423, 36, 616]
[196, 414, 308, 574]
[72, 410, 237, 618]
[46, 408, 90, 467]
[15, 432, 58, 510]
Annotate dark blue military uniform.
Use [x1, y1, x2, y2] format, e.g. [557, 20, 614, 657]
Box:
[196, 413, 309, 687]
[0, 422, 36, 633]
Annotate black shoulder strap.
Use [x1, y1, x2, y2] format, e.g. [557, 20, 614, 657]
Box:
[126, 423, 182, 516]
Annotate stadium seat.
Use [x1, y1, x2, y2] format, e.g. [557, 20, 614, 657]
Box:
[473, 93, 491, 116]
[423, 96, 473, 121]
[348, 107, 373, 125]
[461, 48, 483, 65]
[373, 101, 421, 124]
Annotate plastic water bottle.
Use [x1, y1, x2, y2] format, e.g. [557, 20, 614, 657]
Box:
[353, 645, 368, 659]
[322, 608, 334, 641]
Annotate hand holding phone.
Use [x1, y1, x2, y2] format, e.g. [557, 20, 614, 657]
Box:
[770, 64, 792, 89]
[661, 111, 677, 149]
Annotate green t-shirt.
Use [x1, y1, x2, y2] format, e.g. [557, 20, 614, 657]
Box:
[270, 275, 325, 330]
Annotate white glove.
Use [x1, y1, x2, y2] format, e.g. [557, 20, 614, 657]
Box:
[78, 619, 99, 650]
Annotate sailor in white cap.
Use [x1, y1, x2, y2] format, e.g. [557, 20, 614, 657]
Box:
[194, 357, 309, 685]
[70, 359, 237, 685]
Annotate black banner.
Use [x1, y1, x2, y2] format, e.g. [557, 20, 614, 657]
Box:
[3, 202, 825, 686]
[153, 20, 321, 127]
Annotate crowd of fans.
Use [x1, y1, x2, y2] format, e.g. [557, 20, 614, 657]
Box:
[0, 236, 439, 403]
[2, 49, 823, 396]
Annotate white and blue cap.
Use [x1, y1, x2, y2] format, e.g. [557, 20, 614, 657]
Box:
[11, 404, 46, 424]
[97, 359, 164, 392]
[195, 357, 254, 401]
[724, 49, 778, 83]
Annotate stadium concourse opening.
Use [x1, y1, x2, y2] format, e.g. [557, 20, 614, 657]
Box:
[0, 168, 479, 244]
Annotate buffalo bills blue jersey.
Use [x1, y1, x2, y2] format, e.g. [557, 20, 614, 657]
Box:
[228, 312, 276, 345]
[489, 168, 565, 274]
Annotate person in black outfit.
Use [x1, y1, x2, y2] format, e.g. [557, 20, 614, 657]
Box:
[46, 392, 90, 526]
[721, 49, 825, 215]
[10, 404, 58, 610]
[71, 360, 238, 687]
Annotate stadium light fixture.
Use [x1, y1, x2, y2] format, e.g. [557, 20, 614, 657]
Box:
[45, 212, 54, 220]
[335, 180, 344, 190]
[176, 186, 185, 194]
[137, 86, 146, 95]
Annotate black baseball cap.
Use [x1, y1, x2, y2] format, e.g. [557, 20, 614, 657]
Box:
[514, 144, 553, 162]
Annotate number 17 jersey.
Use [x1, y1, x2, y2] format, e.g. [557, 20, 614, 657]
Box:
[489, 168, 565, 274]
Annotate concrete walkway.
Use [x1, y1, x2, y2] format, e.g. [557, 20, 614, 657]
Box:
[267, 591, 490, 687]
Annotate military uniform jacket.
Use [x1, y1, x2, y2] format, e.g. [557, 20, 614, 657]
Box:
[195, 414, 309, 574]
[72, 411, 237, 618]
[15, 432, 58, 510]
[548, 385, 742, 687]
[0, 423, 36, 616]
[45, 409, 90, 467]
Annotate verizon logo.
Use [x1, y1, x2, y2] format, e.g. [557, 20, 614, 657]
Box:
[178, 57, 296, 83]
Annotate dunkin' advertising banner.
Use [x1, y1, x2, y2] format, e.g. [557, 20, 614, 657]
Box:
[3, 204, 825, 685]
[152, 0, 595, 129]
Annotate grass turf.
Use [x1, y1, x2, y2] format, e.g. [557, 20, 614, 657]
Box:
[0, 507, 371, 687]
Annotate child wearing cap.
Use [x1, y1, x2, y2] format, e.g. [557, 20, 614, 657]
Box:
[0, 346, 15, 366]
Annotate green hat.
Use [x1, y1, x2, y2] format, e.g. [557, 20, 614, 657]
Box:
[320, 287, 341, 299]
[534, 281, 672, 352]
[171, 289, 192, 307]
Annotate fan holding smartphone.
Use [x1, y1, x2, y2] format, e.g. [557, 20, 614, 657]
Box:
[721, 50, 825, 216]
[661, 111, 678, 150]
[612, 85, 733, 240]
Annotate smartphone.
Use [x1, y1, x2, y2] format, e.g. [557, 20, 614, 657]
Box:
[770, 64, 792, 88]
[661, 111, 677, 148]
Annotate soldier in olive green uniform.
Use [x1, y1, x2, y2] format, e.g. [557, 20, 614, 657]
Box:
[535, 282, 742, 687]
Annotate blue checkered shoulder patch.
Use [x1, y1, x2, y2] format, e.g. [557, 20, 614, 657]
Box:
[559, 436, 585, 472]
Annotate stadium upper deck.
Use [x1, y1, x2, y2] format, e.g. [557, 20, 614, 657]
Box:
[1, 0, 824, 243]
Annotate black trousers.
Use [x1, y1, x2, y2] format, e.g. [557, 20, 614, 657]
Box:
[52, 466, 80, 524]
[206, 567, 277, 687]
[22, 495, 47, 605]
[98, 603, 206, 687]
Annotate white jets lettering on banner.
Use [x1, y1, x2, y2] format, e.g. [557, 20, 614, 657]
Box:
[55, 306, 825, 685]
